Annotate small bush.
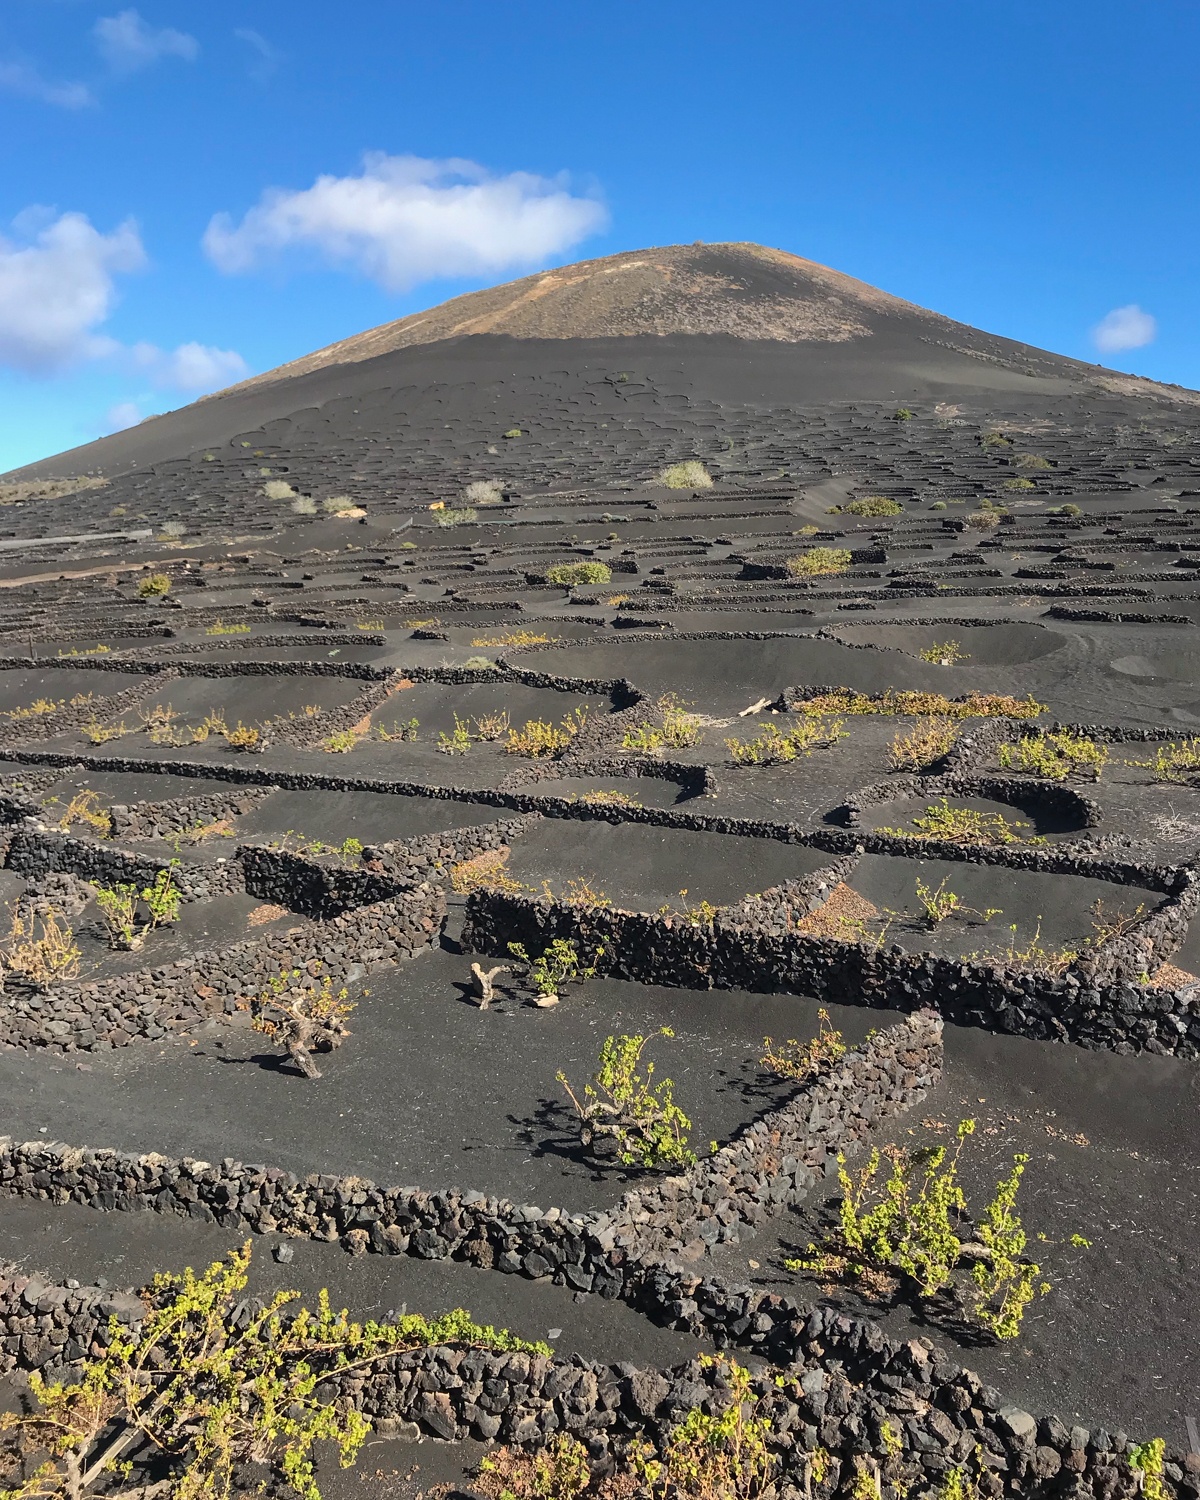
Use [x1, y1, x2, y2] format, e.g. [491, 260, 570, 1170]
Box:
[785, 546, 852, 578]
[558, 1027, 695, 1169]
[503, 427, 522, 438]
[463, 479, 504, 505]
[621, 693, 702, 752]
[159, 519, 187, 538]
[658, 460, 713, 489]
[2, 1241, 547, 1500]
[206, 620, 251, 636]
[243, 967, 355, 1079]
[917, 639, 968, 665]
[725, 715, 846, 765]
[930, 499, 947, 510]
[796, 688, 1045, 718]
[2, 906, 80, 984]
[436, 506, 477, 528]
[224, 721, 260, 751]
[462, 656, 496, 671]
[262, 479, 295, 500]
[887, 716, 959, 771]
[1129, 739, 1200, 782]
[578, 788, 640, 807]
[323, 494, 357, 513]
[965, 509, 1003, 530]
[471, 629, 556, 648]
[893, 407, 914, 421]
[436, 714, 473, 755]
[1017, 453, 1052, 470]
[999, 729, 1108, 781]
[507, 707, 588, 758]
[1004, 477, 1036, 491]
[48, 788, 112, 837]
[546, 560, 612, 586]
[375, 716, 419, 742]
[761, 1008, 846, 1081]
[841, 495, 903, 516]
[788, 1119, 1053, 1339]
[507, 938, 603, 1002]
[451, 848, 527, 895]
[290, 496, 318, 515]
[137, 572, 171, 598]
[878, 797, 1042, 846]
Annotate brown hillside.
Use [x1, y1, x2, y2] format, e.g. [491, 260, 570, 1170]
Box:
[218, 241, 942, 396]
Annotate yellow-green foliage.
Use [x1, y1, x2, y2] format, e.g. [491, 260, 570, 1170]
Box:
[785, 546, 852, 578]
[0, 1241, 548, 1500]
[1004, 476, 1036, 491]
[725, 715, 846, 765]
[476, 1356, 775, 1500]
[658, 460, 713, 489]
[887, 716, 960, 771]
[546, 560, 612, 586]
[836, 495, 903, 516]
[137, 572, 171, 598]
[878, 796, 1042, 846]
[558, 1027, 696, 1170]
[621, 693, 702, 752]
[471, 629, 557, 648]
[917, 640, 968, 665]
[787, 1120, 1052, 1339]
[1129, 739, 1200, 783]
[507, 706, 589, 758]
[999, 729, 1108, 781]
[206, 620, 251, 636]
[797, 688, 1045, 718]
[761, 1008, 846, 1081]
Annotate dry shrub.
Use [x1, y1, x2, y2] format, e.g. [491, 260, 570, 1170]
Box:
[3, 906, 81, 983]
[451, 847, 527, 894]
[888, 716, 960, 771]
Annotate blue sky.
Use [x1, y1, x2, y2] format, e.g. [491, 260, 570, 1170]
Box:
[2, 0, 1198, 471]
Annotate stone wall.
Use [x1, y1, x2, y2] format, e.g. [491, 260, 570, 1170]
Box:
[461, 876, 1200, 1058]
[0, 1011, 1186, 1497]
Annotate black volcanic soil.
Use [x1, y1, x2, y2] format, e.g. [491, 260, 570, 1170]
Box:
[2, 241, 1200, 1475]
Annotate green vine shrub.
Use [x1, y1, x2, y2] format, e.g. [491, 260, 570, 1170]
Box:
[507, 938, 603, 1004]
[998, 729, 1108, 781]
[0, 1241, 547, 1500]
[546, 561, 612, 587]
[796, 688, 1045, 718]
[785, 546, 852, 578]
[786, 1119, 1074, 1339]
[725, 714, 846, 765]
[475, 1356, 777, 1500]
[558, 1027, 696, 1169]
[877, 797, 1044, 847]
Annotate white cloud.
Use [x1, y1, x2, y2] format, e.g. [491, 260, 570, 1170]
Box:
[131, 340, 249, 392]
[104, 400, 143, 432]
[1092, 304, 1157, 354]
[94, 9, 198, 72]
[203, 152, 608, 291]
[0, 209, 145, 373]
[0, 59, 92, 108]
